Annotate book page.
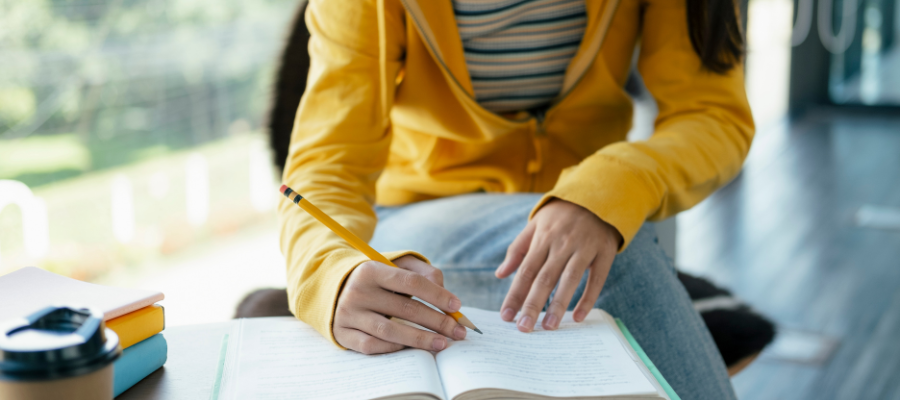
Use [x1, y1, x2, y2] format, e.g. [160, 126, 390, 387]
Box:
[219, 317, 445, 400]
[435, 308, 658, 399]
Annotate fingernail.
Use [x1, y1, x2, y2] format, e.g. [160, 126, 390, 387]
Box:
[432, 337, 447, 351]
[453, 325, 467, 340]
[573, 309, 586, 322]
[501, 308, 515, 321]
[544, 314, 559, 330]
[495, 262, 506, 276]
[448, 298, 461, 312]
[517, 315, 533, 332]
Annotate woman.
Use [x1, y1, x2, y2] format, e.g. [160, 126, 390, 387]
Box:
[279, 0, 752, 398]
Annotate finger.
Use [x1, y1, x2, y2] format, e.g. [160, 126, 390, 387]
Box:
[373, 264, 462, 313]
[496, 222, 536, 279]
[335, 326, 404, 355]
[573, 250, 615, 322]
[499, 235, 550, 322]
[516, 250, 570, 333]
[371, 291, 467, 341]
[542, 252, 595, 330]
[395, 256, 444, 287]
[355, 312, 451, 352]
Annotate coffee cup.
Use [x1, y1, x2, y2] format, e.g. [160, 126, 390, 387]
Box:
[0, 306, 121, 400]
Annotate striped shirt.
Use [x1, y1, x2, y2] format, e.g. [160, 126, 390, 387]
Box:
[452, 0, 587, 113]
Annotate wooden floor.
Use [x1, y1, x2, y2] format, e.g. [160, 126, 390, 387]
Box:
[676, 108, 900, 400]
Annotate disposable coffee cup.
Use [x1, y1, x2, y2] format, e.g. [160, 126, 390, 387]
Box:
[0, 306, 121, 400]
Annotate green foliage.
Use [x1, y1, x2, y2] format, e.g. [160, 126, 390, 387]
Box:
[0, 134, 91, 179]
[0, 0, 295, 187]
[0, 87, 36, 124]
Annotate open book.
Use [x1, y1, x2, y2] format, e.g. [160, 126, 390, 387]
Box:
[218, 307, 676, 400]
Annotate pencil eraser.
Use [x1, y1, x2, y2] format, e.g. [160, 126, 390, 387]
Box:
[279, 184, 288, 194]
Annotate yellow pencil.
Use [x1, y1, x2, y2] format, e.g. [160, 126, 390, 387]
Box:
[280, 184, 482, 334]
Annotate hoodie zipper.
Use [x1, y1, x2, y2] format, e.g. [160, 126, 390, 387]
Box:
[534, 109, 547, 136]
[526, 108, 547, 191]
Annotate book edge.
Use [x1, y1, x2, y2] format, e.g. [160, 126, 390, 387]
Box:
[106, 304, 165, 349]
[104, 293, 165, 320]
[0, 267, 165, 320]
[112, 333, 168, 397]
[209, 332, 231, 400]
[614, 318, 681, 400]
[217, 318, 245, 400]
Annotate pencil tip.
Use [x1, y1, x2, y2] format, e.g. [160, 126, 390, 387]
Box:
[473, 328, 483, 334]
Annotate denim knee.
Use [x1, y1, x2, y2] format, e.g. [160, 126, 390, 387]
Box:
[611, 223, 677, 280]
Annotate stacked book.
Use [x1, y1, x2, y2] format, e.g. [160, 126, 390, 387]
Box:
[0, 267, 167, 397]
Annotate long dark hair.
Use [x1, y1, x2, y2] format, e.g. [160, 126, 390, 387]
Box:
[686, 0, 745, 73]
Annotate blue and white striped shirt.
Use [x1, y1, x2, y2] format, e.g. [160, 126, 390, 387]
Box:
[452, 0, 587, 113]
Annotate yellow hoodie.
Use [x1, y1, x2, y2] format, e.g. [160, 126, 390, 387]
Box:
[279, 0, 754, 347]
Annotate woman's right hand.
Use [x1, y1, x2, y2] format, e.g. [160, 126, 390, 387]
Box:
[334, 255, 468, 354]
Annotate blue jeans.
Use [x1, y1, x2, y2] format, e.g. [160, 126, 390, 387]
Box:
[371, 193, 736, 400]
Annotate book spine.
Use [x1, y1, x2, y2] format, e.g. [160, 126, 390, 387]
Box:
[106, 304, 165, 349]
[113, 333, 168, 397]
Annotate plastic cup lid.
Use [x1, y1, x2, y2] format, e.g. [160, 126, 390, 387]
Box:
[0, 306, 121, 381]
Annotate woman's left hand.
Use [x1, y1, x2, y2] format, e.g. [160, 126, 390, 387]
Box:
[495, 198, 623, 332]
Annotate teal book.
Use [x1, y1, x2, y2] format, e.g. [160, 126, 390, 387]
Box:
[113, 333, 167, 397]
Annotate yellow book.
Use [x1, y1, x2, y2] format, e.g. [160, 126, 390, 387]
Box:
[106, 304, 165, 349]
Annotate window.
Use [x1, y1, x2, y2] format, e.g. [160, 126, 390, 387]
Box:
[1, 0, 295, 323]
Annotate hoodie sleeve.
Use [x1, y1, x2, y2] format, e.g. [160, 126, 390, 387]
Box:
[532, 0, 755, 251]
[278, 0, 420, 348]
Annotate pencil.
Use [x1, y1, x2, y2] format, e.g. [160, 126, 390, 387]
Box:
[279, 184, 482, 334]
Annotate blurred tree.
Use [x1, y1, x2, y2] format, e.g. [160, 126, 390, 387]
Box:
[0, 0, 294, 186]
